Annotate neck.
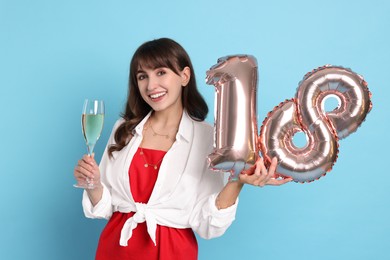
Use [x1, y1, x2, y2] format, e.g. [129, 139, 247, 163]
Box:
[150, 107, 183, 128]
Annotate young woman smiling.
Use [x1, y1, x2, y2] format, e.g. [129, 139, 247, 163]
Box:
[74, 38, 291, 260]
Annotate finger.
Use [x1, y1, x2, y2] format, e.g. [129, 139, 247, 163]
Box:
[74, 165, 93, 179]
[239, 172, 262, 185]
[77, 159, 94, 174]
[82, 156, 99, 173]
[240, 158, 271, 186]
[268, 157, 278, 176]
[259, 157, 277, 185]
[82, 154, 94, 165]
[260, 159, 274, 183]
[267, 177, 293, 186]
[89, 154, 99, 169]
[254, 158, 265, 176]
[74, 168, 85, 180]
[85, 155, 100, 179]
[241, 163, 256, 176]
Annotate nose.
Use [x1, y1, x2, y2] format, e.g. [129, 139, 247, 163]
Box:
[147, 75, 158, 91]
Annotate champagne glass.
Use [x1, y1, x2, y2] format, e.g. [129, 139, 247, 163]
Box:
[74, 99, 105, 189]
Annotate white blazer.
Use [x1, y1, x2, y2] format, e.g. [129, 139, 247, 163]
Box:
[82, 111, 238, 246]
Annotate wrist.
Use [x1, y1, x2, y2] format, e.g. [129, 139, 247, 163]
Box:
[228, 177, 245, 188]
[86, 184, 104, 206]
[215, 181, 243, 210]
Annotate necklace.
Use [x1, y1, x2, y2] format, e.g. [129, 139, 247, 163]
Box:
[139, 123, 169, 170]
[139, 147, 164, 170]
[145, 120, 178, 140]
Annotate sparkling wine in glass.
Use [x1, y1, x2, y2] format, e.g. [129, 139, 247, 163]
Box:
[74, 99, 104, 189]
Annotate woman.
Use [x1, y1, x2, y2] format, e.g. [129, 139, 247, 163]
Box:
[74, 38, 291, 259]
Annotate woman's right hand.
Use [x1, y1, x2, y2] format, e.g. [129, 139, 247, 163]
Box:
[74, 154, 101, 189]
[74, 154, 103, 206]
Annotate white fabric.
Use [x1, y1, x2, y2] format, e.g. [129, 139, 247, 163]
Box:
[82, 111, 238, 246]
[119, 202, 158, 246]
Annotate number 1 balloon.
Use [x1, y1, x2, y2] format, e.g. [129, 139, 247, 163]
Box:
[206, 55, 259, 180]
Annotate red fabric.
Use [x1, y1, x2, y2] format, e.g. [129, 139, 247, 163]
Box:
[95, 147, 198, 260]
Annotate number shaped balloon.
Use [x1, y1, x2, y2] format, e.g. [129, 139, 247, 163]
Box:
[259, 65, 372, 183]
[206, 55, 259, 180]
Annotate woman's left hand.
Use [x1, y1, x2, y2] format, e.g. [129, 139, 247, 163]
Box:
[239, 157, 293, 187]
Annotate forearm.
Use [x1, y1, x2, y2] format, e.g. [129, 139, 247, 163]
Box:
[86, 184, 103, 206]
[216, 180, 244, 210]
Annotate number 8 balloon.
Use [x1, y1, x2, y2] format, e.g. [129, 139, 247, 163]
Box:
[260, 65, 372, 182]
[207, 58, 372, 183]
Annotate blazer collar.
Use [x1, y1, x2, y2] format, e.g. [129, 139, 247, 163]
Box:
[176, 111, 192, 143]
[133, 111, 152, 136]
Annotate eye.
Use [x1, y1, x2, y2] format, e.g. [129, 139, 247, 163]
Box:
[157, 69, 166, 76]
[137, 74, 147, 81]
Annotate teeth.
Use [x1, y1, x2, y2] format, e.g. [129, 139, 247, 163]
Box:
[150, 92, 166, 99]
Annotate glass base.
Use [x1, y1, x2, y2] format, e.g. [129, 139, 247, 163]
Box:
[73, 182, 95, 190]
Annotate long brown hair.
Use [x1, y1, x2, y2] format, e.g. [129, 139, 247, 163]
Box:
[108, 38, 208, 157]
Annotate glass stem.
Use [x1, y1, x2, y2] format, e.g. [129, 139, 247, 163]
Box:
[86, 144, 96, 188]
[87, 144, 95, 156]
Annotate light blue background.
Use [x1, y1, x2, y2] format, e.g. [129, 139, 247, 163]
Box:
[1, 0, 389, 259]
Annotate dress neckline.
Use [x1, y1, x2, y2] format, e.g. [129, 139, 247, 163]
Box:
[137, 147, 167, 153]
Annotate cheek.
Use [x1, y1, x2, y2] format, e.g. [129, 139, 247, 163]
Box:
[137, 82, 147, 93]
[171, 77, 184, 90]
[137, 87, 148, 101]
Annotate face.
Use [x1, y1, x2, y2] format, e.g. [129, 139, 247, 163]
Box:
[136, 66, 190, 113]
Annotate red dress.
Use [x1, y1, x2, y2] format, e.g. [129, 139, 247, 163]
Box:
[95, 147, 198, 260]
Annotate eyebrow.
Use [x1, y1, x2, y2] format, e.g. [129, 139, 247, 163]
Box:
[136, 66, 167, 74]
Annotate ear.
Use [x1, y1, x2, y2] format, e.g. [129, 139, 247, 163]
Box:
[180, 67, 191, 87]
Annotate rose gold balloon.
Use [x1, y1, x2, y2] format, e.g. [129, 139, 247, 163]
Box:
[260, 65, 372, 183]
[206, 55, 259, 180]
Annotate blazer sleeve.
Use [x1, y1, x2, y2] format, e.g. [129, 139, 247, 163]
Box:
[188, 123, 239, 239]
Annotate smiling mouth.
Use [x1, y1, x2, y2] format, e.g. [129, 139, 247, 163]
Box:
[149, 92, 166, 99]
